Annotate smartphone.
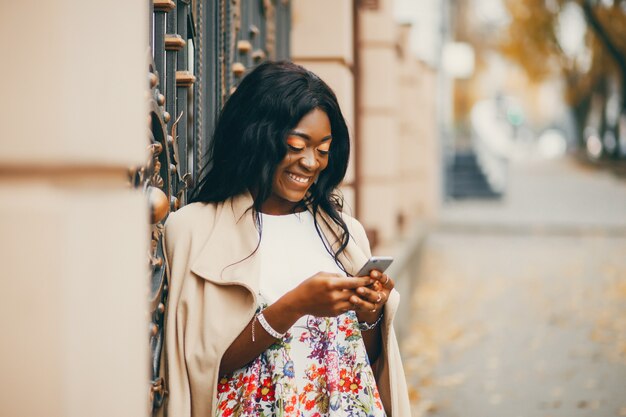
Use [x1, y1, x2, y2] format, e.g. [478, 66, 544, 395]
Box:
[356, 256, 394, 277]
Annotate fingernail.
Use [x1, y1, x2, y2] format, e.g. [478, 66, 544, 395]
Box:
[372, 271, 379, 278]
[357, 288, 365, 294]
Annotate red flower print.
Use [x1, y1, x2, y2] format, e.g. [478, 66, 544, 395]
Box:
[305, 399, 316, 410]
[338, 369, 351, 392]
[309, 365, 326, 379]
[256, 377, 275, 402]
[245, 381, 257, 397]
[338, 369, 361, 393]
[349, 376, 362, 393]
[222, 408, 233, 417]
[217, 377, 230, 393]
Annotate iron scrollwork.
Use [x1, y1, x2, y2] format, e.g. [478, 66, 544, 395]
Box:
[131, 1, 290, 415]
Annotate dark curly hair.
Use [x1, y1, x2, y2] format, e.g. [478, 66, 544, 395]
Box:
[190, 61, 352, 270]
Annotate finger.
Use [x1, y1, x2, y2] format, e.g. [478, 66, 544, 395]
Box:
[379, 274, 395, 290]
[368, 280, 383, 292]
[337, 289, 358, 302]
[349, 294, 378, 312]
[338, 300, 355, 313]
[332, 276, 373, 290]
[356, 286, 385, 304]
[320, 271, 345, 278]
[369, 269, 382, 279]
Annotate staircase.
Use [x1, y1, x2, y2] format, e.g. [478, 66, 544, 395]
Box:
[447, 151, 502, 199]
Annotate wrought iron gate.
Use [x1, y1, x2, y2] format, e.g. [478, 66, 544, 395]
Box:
[130, 1, 291, 414]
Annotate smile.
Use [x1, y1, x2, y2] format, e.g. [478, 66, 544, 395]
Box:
[286, 172, 311, 184]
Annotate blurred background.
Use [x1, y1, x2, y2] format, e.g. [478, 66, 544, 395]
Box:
[1, 0, 625, 416]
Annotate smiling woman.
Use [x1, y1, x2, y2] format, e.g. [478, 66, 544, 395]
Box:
[162, 61, 410, 417]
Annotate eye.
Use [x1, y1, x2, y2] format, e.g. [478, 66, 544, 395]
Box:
[317, 141, 331, 155]
[287, 137, 306, 152]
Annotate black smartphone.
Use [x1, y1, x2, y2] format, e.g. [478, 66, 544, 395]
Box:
[356, 256, 394, 277]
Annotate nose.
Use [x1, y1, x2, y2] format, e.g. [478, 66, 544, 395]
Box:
[299, 148, 320, 172]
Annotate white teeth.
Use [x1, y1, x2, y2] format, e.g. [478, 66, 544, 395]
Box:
[287, 172, 309, 183]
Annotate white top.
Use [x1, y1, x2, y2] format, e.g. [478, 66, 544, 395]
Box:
[258, 210, 345, 302]
[258, 211, 345, 393]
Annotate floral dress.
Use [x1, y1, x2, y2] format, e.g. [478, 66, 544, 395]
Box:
[215, 309, 385, 417]
[215, 211, 386, 417]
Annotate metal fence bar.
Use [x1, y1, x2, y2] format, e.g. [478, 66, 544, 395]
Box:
[154, 12, 166, 89]
[176, 0, 190, 191]
[165, 5, 179, 197]
[275, 0, 290, 60]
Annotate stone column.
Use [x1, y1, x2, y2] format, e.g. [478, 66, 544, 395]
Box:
[357, 0, 400, 246]
[0, 2, 149, 417]
[291, 0, 357, 212]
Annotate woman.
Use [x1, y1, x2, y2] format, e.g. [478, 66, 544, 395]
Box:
[163, 61, 410, 417]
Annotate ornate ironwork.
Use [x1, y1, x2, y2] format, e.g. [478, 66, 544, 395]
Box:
[134, 1, 292, 415]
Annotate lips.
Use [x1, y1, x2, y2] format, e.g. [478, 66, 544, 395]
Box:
[287, 172, 312, 184]
[285, 171, 312, 186]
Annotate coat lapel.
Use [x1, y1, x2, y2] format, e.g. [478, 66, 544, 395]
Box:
[189, 193, 262, 293]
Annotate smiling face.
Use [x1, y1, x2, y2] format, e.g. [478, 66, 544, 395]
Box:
[261, 108, 333, 215]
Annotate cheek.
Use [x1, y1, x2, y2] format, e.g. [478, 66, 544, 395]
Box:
[319, 157, 330, 171]
[275, 156, 293, 173]
[273, 157, 292, 182]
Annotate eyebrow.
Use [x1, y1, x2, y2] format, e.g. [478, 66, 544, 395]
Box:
[289, 131, 333, 141]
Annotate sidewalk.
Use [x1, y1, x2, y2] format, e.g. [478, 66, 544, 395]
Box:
[401, 157, 626, 417]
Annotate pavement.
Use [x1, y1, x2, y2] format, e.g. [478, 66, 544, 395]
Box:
[400, 157, 626, 417]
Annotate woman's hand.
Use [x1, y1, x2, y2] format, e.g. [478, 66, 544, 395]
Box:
[281, 272, 374, 319]
[352, 270, 395, 322]
[352, 270, 395, 363]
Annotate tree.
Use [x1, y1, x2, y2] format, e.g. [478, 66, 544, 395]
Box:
[500, 0, 626, 159]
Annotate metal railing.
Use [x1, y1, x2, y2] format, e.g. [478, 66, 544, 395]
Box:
[135, 1, 291, 414]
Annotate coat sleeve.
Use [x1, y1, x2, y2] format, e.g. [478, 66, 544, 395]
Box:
[343, 214, 412, 417]
[162, 210, 193, 417]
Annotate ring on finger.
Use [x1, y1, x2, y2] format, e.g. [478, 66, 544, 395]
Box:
[383, 275, 390, 285]
[375, 292, 382, 304]
[371, 308, 377, 313]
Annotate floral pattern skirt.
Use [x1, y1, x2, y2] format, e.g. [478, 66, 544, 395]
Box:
[215, 311, 386, 417]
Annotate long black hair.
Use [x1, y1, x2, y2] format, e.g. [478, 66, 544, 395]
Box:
[190, 61, 352, 269]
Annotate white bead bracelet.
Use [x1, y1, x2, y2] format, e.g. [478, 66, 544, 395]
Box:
[257, 312, 286, 340]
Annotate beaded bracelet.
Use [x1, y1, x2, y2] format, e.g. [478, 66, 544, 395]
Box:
[358, 312, 384, 332]
[257, 312, 286, 340]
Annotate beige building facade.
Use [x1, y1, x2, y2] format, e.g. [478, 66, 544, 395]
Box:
[292, 0, 440, 249]
[0, 2, 149, 417]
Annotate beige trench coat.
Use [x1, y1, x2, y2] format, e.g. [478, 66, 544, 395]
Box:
[163, 192, 410, 417]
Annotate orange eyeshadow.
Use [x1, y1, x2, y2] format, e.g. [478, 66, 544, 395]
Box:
[287, 137, 306, 148]
[318, 142, 331, 152]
